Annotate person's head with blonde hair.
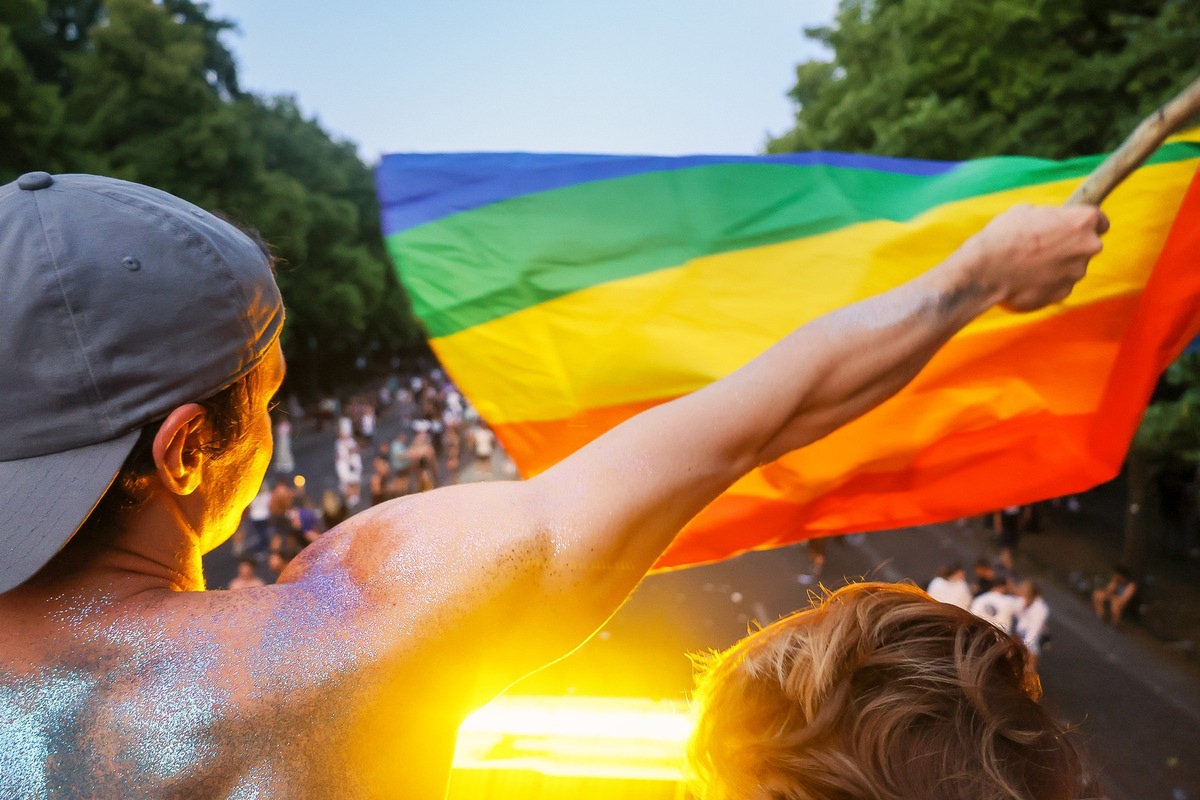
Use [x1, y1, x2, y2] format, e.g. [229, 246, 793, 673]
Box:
[688, 582, 1094, 800]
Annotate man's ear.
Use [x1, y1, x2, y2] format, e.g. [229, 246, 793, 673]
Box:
[152, 403, 208, 496]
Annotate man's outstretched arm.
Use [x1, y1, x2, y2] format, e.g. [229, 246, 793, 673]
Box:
[518, 205, 1105, 628]
[286, 203, 1105, 693]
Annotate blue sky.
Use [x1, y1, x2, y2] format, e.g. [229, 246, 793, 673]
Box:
[204, 1, 839, 162]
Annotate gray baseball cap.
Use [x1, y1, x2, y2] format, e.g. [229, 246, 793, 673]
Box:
[0, 171, 284, 593]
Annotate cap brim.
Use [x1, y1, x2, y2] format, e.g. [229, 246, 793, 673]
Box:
[0, 429, 141, 593]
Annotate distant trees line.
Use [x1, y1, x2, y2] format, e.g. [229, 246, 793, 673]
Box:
[1, 0, 424, 396]
[768, 0, 1199, 162]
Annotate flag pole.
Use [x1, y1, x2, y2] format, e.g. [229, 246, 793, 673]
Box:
[1068, 73, 1200, 206]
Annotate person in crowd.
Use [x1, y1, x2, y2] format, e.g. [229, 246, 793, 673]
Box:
[320, 487, 349, 531]
[384, 465, 411, 499]
[287, 497, 322, 546]
[992, 504, 1026, 569]
[409, 429, 439, 492]
[804, 537, 826, 578]
[389, 433, 412, 495]
[273, 415, 295, 475]
[970, 557, 998, 596]
[269, 501, 318, 581]
[334, 427, 363, 509]
[266, 547, 291, 581]
[418, 388, 446, 457]
[228, 557, 266, 591]
[396, 386, 414, 420]
[463, 397, 480, 427]
[970, 578, 1024, 633]
[360, 400, 377, 442]
[926, 561, 973, 609]
[378, 384, 393, 413]
[472, 422, 496, 463]
[457, 454, 501, 485]
[688, 583, 1095, 800]
[315, 396, 337, 432]
[445, 388, 464, 419]
[245, 481, 272, 560]
[444, 424, 461, 473]
[1092, 565, 1138, 625]
[0, 172, 1105, 797]
[369, 448, 392, 507]
[267, 475, 295, 544]
[229, 508, 252, 560]
[1015, 579, 1050, 664]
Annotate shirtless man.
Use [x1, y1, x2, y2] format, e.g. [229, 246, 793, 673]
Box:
[0, 171, 1105, 798]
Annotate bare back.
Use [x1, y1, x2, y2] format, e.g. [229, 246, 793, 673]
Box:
[0, 541, 475, 799]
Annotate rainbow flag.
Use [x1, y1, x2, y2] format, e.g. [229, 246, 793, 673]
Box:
[377, 134, 1200, 569]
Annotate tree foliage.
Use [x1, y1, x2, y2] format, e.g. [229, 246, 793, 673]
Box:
[0, 0, 422, 395]
[769, 0, 1200, 161]
[1138, 353, 1200, 459]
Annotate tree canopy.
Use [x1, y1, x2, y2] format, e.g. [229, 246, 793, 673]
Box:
[0, 0, 423, 396]
[769, 0, 1200, 161]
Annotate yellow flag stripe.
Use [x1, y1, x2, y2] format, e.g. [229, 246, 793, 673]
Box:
[434, 158, 1197, 425]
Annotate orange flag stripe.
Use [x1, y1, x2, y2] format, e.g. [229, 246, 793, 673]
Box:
[487, 170, 1200, 569]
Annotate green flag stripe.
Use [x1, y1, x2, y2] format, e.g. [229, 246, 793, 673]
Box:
[389, 142, 1200, 338]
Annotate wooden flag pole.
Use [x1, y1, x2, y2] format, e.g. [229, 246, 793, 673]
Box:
[1068, 73, 1200, 206]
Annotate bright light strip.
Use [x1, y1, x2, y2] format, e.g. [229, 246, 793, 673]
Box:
[453, 695, 695, 781]
[460, 696, 693, 741]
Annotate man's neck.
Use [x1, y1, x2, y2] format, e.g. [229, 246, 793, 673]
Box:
[7, 496, 207, 605]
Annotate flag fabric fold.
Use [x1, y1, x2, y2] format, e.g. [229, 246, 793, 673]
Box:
[377, 134, 1200, 569]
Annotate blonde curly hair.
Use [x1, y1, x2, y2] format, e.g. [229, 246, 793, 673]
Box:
[688, 582, 1096, 800]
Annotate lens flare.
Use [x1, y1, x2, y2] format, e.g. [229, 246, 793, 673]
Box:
[452, 695, 693, 787]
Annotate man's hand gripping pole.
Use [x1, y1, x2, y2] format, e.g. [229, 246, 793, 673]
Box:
[1068, 73, 1200, 207]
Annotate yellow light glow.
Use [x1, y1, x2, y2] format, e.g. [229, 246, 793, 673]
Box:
[293, 474, 306, 488]
[453, 695, 694, 782]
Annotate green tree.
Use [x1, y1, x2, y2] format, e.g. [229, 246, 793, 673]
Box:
[1137, 354, 1200, 458]
[160, 0, 239, 98]
[2, 0, 423, 397]
[230, 95, 422, 394]
[11, 0, 104, 88]
[769, 0, 1200, 160]
[0, 0, 70, 180]
[62, 0, 255, 204]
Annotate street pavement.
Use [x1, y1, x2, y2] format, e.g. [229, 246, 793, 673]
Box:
[206, 407, 1200, 800]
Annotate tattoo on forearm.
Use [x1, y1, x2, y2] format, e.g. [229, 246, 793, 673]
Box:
[937, 281, 986, 316]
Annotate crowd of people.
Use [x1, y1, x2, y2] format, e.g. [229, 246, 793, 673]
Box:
[227, 369, 502, 587]
[925, 557, 1049, 668]
[981, 500, 1143, 630]
[922, 502, 1148, 671]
